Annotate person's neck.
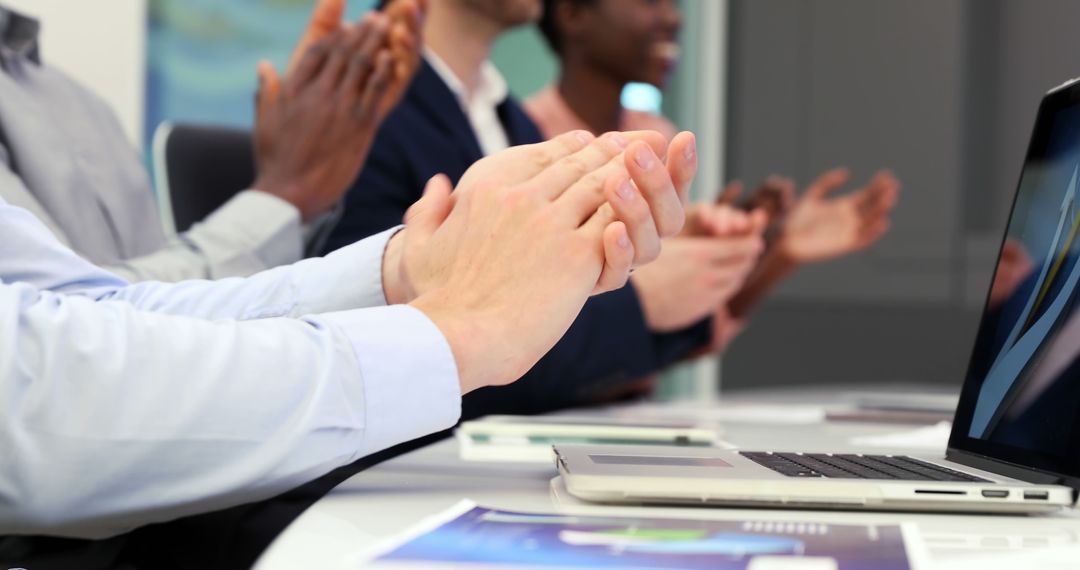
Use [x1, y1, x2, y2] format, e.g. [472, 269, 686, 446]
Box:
[557, 57, 626, 135]
[425, 3, 502, 98]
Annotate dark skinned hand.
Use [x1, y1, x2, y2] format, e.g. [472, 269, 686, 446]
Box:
[252, 13, 395, 222]
[288, 0, 426, 123]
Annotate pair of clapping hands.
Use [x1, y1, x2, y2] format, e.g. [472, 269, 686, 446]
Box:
[246, 0, 699, 395]
[716, 168, 900, 264]
[394, 130, 698, 395]
[631, 167, 900, 341]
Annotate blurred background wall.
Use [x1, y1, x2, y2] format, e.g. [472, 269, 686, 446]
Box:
[4, 0, 147, 145]
[10, 0, 1080, 395]
[722, 0, 1080, 391]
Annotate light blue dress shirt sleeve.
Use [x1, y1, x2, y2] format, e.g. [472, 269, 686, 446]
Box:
[0, 198, 463, 538]
[0, 195, 397, 318]
[98, 228, 398, 319]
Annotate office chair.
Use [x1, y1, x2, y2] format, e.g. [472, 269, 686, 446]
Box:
[152, 122, 255, 235]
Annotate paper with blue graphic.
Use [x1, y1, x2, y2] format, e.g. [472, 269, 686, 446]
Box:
[365, 501, 914, 569]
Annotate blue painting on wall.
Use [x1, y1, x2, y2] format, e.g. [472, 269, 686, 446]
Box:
[145, 0, 374, 147]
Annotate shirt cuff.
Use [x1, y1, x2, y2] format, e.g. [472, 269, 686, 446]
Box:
[302, 202, 344, 257]
[321, 304, 462, 453]
[651, 318, 713, 369]
[292, 226, 402, 314]
[184, 190, 303, 277]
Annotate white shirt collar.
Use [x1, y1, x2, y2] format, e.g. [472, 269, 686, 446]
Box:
[423, 47, 509, 113]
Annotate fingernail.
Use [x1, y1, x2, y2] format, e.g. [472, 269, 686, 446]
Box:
[610, 133, 630, 148]
[574, 130, 593, 145]
[635, 146, 656, 170]
[617, 179, 635, 201]
[684, 137, 697, 162]
[618, 233, 631, 249]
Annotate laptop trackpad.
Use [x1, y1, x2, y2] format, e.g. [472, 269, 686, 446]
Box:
[589, 454, 733, 468]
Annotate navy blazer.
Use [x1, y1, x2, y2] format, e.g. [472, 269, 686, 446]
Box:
[326, 60, 710, 417]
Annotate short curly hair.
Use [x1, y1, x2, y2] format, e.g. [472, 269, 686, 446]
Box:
[538, 0, 596, 54]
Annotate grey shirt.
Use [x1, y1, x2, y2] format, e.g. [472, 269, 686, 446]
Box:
[0, 7, 306, 282]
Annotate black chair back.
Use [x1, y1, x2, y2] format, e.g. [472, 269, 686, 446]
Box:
[153, 122, 255, 233]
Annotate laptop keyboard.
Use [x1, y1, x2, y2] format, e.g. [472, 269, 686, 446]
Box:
[740, 452, 990, 482]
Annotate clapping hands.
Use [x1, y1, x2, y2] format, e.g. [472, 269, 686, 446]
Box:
[383, 130, 698, 392]
[251, 0, 425, 222]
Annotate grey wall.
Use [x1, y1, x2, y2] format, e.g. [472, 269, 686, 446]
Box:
[722, 0, 1080, 390]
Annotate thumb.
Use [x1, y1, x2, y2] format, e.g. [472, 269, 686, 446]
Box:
[404, 174, 454, 241]
[805, 167, 850, 200]
[255, 60, 281, 114]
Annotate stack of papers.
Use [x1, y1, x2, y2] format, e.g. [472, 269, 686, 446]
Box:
[457, 415, 725, 463]
[603, 402, 829, 425]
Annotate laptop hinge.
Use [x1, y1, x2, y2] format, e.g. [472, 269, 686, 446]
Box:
[947, 448, 1080, 504]
[554, 449, 571, 474]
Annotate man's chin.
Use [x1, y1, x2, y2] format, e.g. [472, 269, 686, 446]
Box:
[523, 4, 544, 24]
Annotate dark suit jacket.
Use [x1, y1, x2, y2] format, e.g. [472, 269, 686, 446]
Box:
[326, 60, 710, 417]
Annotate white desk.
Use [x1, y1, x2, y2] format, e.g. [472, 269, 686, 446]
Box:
[255, 389, 1080, 569]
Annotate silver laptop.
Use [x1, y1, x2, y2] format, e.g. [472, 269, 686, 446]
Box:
[555, 77, 1080, 514]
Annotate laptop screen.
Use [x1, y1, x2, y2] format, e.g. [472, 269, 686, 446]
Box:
[951, 80, 1080, 483]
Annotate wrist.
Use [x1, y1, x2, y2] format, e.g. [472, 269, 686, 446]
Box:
[727, 247, 799, 319]
[252, 178, 313, 223]
[769, 240, 803, 272]
[409, 293, 487, 395]
[382, 230, 410, 305]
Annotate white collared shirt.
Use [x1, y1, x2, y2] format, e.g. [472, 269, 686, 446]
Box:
[424, 47, 511, 156]
[0, 197, 462, 538]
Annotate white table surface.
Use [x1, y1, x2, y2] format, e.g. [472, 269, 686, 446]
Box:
[254, 388, 1080, 569]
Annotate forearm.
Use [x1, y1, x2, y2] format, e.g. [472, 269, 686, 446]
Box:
[97, 226, 402, 320]
[728, 247, 799, 319]
[104, 190, 304, 282]
[0, 283, 460, 538]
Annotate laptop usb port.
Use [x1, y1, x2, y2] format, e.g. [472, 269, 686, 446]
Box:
[981, 489, 1009, 498]
[1023, 490, 1049, 500]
